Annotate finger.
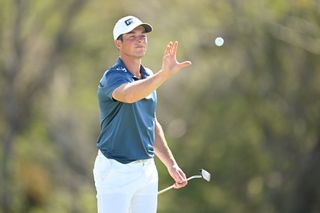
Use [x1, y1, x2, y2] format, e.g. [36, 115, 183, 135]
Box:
[164, 42, 171, 56]
[172, 41, 178, 56]
[175, 170, 185, 183]
[174, 183, 184, 189]
[174, 180, 185, 188]
[174, 179, 188, 189]
[169, 41, 174, 55]
[179, 170, 187, 180]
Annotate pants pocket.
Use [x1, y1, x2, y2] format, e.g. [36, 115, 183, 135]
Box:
[93, 153, 113, 185]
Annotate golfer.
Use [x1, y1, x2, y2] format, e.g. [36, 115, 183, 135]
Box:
[93, 15, 192, 213]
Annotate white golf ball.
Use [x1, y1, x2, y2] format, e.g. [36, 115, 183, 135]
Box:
[215, 37, 224, 47]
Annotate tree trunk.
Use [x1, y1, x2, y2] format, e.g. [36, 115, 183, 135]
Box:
[285, 138, 320, 213]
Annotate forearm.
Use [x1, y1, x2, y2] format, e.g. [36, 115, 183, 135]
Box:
[154, 118, 177, 168]
[112, 70, 169, 103]
[113, 41, 191, 104]
[154, 117, 188, 188]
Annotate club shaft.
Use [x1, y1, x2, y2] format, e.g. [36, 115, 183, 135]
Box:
[187, 175, 202, 181]
[158, 175, 202, 195]
[158, 185, 175, 195]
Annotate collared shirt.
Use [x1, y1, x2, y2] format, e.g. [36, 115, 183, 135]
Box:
[96, 58, 157, 164]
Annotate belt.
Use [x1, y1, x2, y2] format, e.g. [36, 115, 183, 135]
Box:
[131, 158, 151, 165]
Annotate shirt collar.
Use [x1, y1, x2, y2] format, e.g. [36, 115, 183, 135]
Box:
[116, 58, 149, 79]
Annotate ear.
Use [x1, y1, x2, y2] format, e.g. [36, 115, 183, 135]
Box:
[114, 40, 122, 50]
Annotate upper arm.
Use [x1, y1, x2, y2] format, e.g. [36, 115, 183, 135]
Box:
[112, 83, 132, 103]
[101, 70, 131, 101]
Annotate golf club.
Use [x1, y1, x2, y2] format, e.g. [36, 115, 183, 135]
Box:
[158, 169, 211, 195]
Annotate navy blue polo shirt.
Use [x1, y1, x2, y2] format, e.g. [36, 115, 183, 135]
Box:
[96, 58, 157, 164]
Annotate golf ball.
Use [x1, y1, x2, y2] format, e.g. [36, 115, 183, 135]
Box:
[215, 37, 224, 47]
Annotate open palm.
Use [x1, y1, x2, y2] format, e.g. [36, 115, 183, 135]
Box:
[161, 41, 192, 77]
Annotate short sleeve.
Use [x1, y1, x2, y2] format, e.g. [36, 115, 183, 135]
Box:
[99, 70, 131, 99]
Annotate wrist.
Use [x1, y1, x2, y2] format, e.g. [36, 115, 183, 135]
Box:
[158, 69, 171, 80]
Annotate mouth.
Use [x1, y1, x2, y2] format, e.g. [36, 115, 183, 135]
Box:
[135, 45, 145, 49]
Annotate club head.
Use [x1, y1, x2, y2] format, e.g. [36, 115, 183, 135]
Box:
[200, 169, 211, 182]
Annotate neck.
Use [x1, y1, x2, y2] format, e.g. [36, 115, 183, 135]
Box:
[119, 55, 141, 77]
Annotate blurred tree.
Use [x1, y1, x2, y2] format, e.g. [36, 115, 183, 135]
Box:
[156, 0, 320, 212]
[1, 0, 320, 212]
[0, 0, 87, 212]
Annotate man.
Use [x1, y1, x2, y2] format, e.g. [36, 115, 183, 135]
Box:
[93, 15, 192, 213]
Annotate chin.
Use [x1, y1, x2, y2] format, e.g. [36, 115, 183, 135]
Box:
[136, 52, 147, 58]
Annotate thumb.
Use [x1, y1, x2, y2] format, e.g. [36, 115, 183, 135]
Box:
[178, 61, 192, 69]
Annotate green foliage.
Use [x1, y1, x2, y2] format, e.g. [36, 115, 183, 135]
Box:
[1, 0, 320, 212]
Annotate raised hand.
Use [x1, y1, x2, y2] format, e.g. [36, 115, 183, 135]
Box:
[161, 41, 192, 77]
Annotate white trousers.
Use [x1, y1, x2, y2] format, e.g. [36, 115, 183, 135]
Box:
[93, 151, 158, 213]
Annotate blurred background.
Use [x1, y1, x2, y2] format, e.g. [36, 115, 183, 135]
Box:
[1, 0, 320, 212]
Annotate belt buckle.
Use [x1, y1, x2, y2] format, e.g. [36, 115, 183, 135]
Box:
[134, 159, 147, 165]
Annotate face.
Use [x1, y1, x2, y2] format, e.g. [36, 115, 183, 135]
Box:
[115, 26, 148, 59]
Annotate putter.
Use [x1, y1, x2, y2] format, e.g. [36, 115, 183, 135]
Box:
[158, 169, 211, 195]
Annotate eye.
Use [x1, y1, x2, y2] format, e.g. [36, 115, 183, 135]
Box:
[140, 35, 147, 40]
